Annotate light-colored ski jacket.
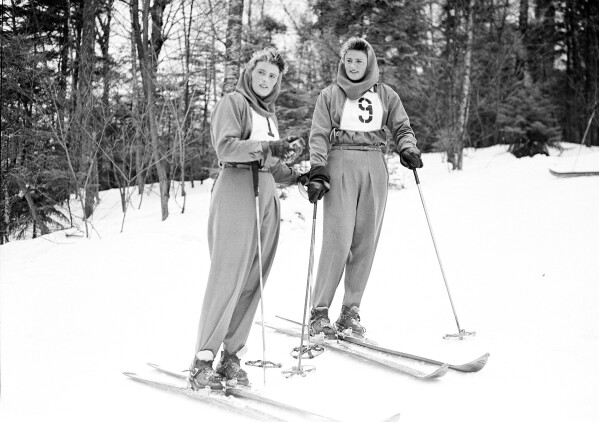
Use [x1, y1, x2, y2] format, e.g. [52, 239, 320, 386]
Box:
[210, 91, 300, 185]
[309, 83, 418, 168]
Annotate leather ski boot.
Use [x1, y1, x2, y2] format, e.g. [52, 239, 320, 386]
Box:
[335, 305, 366, 339]
[309, 307, 337, 340]
[188, 351, 224, 391]
[216, 350, 250, 387]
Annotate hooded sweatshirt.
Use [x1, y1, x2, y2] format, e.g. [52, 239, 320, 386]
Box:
[309, 40, 417, 168]
[210, 63, 298, 184]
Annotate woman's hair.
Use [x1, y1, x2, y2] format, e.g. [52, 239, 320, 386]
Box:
[340, 37, 369, 58]
[247, 47, 288, 74]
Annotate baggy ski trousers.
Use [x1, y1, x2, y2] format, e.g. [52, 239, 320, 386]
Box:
[313, 149, 388, 309]
[195, 167, 280, 357]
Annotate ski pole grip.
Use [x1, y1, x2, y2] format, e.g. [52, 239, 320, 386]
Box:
[251, 161, 259, 197]
[413, 168, 420, 184]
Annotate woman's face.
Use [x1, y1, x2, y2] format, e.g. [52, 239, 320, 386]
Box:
[251, 61, 280, 97]
[344, 49, 368, 81]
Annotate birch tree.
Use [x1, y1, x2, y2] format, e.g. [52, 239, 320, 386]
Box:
[223, 0, 243, 94]
[453, 0, 475, 170]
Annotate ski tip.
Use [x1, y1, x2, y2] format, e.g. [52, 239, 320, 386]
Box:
[123, 372, 137, 377]
[476, 352, 491, 368]
[147, 363, 159, 369]
[380, 412, 401, 422]
[427, 363, 449, 379]
[451, 352, 490, 372]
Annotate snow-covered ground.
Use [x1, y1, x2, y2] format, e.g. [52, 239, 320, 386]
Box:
[1, 144, 598, 422]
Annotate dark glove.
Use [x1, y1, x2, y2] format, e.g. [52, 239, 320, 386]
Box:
[399, 146, 423, 169]
[265, 140, 294, 159]
[308, 181, 328, 203]
[263, 136, 303, 161]
[297, 172, 310, 186]
[307, 166, 330, 203]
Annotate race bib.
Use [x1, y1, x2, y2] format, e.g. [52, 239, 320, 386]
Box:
[339, 90, 383, 132]
[249, 109, 279, 140]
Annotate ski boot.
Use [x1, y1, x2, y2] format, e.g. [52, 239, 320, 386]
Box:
[188, 350, 224, 391]
[309, 307, 337, 341]
[216, 350, 250, 387]
[335, 305, 366, 339]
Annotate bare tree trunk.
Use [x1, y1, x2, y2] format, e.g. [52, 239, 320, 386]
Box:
[128, 6, 146, 195]
[179, 0, 195, 203]
[130, 0, 172, 220]
[223, 0, 244, 94]
[73, 0, 98, 217]
[3, 183, 11, 243]
[247, 0, 253, 33]
[97, 0, 114, 108]
[454, 0, 475, 170]
[518, 0, 533, 87]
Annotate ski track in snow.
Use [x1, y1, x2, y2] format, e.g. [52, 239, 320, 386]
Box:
[1, 144, 598, 422]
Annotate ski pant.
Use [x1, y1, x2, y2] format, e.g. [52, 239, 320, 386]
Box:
[195, 167, 280, 358]
[312, 149, 388, 309]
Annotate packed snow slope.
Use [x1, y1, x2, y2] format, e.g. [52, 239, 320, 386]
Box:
[1, 144, 598, 422]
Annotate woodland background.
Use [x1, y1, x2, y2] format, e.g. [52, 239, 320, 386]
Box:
[1, 0, 598, 242]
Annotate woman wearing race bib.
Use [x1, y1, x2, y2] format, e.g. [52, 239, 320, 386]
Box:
[307, 37, 423, 340]
[188, 48, 303, 390]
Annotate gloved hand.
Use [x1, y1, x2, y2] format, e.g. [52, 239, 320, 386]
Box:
[282, 135, 301, 143]
[297, 172, 310, 186]
[307, 166, 330, 203]
[262, 136, 303, 160]
[308, 181, 328, 203]
[399, 146, 423, 169]
[265, 140, 294, 159]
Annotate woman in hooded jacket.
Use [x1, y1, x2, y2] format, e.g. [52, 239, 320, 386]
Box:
[188, 48, 303, 390]
[306, 37, 423, 340]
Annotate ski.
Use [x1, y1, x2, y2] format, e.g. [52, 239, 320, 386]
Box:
[123, 371, 287, 422]
[276, 315, 489, 373]
[146, 363, 344, 422]
[549, 168, 599, 177]
[260, 322, 448, 379]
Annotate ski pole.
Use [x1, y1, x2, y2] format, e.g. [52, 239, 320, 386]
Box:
[282, 202, 317, 378]
[244, 162, 281, 385]
[412, 168, 475, 340]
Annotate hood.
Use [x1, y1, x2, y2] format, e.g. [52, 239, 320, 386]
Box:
[336, 40, 380, 100]
[235, 64, 282, 118]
